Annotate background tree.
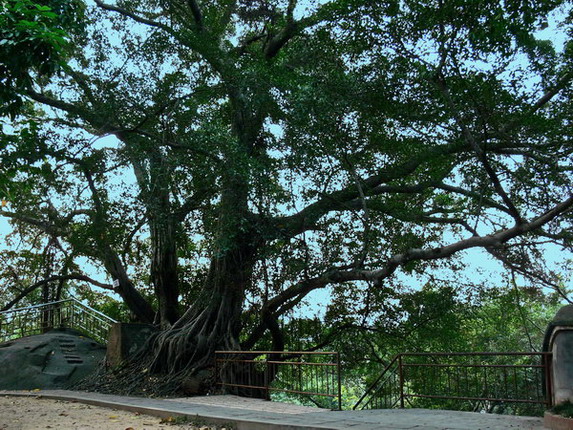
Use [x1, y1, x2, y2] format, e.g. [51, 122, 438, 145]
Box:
[0, 0, 572, 394]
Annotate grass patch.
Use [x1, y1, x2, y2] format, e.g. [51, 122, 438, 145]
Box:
[160, 415, 191, 425]
[159, 415, 234, 429]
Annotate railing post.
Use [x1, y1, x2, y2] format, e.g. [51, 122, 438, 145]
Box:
[337, 352, 342, 411]
[264, 354, 270, 401]
[399, 354, 405, 408]
[69, 301, 75, 329]
[214, 352, 219, 391]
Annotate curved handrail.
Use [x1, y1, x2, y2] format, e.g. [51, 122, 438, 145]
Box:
[67, 298, 118, 324]
[1, 298, 117, 323]
[0, 297, 117, 344]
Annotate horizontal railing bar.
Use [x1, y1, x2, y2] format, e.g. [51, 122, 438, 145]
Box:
[268, 387, 338, 397]
[400, 352, 551, 357]
[215, 350, 337, 355]
[267, 361, 337, 366]
[217, 382, 269, 391]
[216, 358, 336, 366]
[406, 393, 549, 404]
[0, 299, 73, 315]
[403, 363, 545, 369]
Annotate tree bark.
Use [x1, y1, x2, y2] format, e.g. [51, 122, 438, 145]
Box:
[145, 172, 262, 383]
[147, 235, 259, 376]
[150, 213, 180, 327]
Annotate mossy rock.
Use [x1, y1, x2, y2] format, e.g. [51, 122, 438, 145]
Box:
[0, 328, 106, 390]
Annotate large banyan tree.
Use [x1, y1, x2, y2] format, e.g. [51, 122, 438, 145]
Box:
[1, 0, 572, 392]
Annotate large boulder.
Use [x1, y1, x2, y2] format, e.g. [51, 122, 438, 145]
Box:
[0, 328, 106, 390]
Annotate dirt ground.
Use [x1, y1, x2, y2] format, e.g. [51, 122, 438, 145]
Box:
[0, 396, 230, 430]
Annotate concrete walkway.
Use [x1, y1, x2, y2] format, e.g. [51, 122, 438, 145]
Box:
[0, 390, 545, 430]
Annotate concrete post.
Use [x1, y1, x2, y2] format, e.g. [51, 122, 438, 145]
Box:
[544, 304, 573, 406]
[106, 322, 157, 367]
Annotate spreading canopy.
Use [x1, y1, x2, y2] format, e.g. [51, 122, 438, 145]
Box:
[0, 0, 572, 383]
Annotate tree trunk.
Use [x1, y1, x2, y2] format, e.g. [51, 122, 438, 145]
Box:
[141, 150, 181, 327]
[148, 231, 259, 375]
[142, 172, 261, 392]
[150, 214, 180, 327]
[122, 101, 265, 392]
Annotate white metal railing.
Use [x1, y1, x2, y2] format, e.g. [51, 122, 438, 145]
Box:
[0, 298, 117, 344]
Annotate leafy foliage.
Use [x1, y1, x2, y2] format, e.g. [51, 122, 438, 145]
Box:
[0, 0, 84, 118]
[0, 0, 571, 395]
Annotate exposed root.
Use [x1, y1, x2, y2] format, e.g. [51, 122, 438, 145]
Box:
[74, 292, 241, 397]
[72, 350, 217, 397]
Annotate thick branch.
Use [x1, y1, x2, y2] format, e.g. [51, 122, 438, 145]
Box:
[366, 194, 573, 280]
[264, 2, 297, 61]
[265, 194, 573, 315]
[94, 0, 172, 32]
[499, 70, 573, 136]
[26, 90, 117, 134]
[1, 274, 114, 311]
[186, 0, 203, 30]
[263, 0, 361, 59]
[26, 90, 88, 119]
[269, 142, 465, 239]
[1, 210, 63, 236]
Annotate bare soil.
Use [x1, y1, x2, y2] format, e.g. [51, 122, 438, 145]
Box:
[0, 396, 229, 430]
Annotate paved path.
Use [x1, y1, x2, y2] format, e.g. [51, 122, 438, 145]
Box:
[0, 390, 545, 430]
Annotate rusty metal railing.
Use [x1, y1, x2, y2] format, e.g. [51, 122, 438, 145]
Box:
[354, 352, 552, 416]
[0, 298, 117, 344]
[215, 350, 342, 410]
